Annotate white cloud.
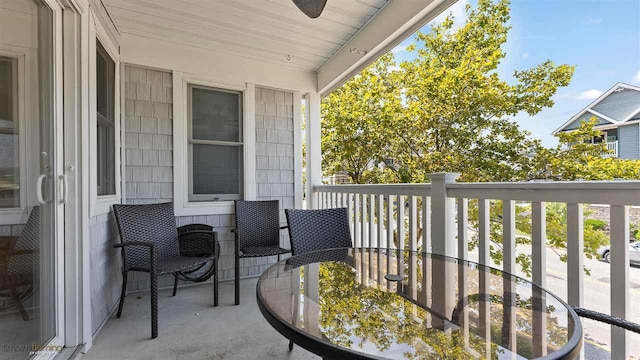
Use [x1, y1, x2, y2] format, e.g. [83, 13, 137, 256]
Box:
[633, 70, 640, 84]
[576, 89, 604, 100]
[582, 18, 602, 25]
[521, 52, 529, 60]
[388, 66, 403, 72]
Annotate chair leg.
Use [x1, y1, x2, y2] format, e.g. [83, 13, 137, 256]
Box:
[116, 270, 128, 319]
[172, 273, 179, 297]
[213, 259, 219, 307]
[9, 287, 29, 321]
[150, 271, 158, 339]
[235, 248, 240, 306]
[288, 340, 294, 351]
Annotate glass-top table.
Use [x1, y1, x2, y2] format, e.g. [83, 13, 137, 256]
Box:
[256, 248, 582, 360]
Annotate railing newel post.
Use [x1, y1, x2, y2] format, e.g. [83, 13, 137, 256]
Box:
[427, 173, 460, 257]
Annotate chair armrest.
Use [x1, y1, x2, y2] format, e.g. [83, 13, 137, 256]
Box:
[113, 241, 154, 249]
[113, 241, 157, 271]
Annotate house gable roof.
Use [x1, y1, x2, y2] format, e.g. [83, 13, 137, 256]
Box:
[552, 83, 640, 135]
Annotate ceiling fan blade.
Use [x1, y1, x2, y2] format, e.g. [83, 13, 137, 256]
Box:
[292, 0, 328, 19]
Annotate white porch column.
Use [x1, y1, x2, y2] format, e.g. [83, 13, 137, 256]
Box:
[304, 92, 322, 209]
[428, 172, 459, 257]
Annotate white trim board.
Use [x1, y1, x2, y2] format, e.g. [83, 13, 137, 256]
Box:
[172, 72, 256, 216]
[89, 8, 122, 217]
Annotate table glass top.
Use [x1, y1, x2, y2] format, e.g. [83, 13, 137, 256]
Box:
[257, 248, 580, 359]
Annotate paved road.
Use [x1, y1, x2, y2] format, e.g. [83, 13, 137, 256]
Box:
[468, 244, 640, 359]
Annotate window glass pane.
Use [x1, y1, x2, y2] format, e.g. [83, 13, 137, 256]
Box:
[96, 40, 115, 196]
[0, 57, 19, 208]
[191, 87, 240, 142]
[192, 144, 240, 198]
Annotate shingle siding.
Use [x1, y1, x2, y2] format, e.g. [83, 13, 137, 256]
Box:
[89, 213, 120, 335]
[618, 123, 640, 159]
[255, 87, 295, 252]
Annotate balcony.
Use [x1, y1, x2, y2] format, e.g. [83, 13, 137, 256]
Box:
[313, 174, 640, 359]
[602, 141, 618, 158]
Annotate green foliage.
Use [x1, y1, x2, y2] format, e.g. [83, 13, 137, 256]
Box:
[320, 0, 640, 275]
[584, 219, 607, 231]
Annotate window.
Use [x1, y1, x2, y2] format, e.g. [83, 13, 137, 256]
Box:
[96, 40, 115, 196]
[0, 56, 19, 208]
[187, 85, 243, 201]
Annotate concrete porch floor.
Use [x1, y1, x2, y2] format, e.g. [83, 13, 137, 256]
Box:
[84, 278, 320, 360]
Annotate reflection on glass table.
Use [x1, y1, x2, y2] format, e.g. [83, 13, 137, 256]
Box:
[257, 248, 582, 360]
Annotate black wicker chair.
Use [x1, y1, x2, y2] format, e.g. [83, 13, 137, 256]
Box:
[285, 207, 352, 256]
[113, 202, 219, 339]
[233, 200, 290, 305]
[0, 206, 39, 321]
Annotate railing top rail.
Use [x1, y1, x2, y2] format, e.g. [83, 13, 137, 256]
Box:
[314, 183, 431, 196]
[447, 181, 640, 206]
[314, 181, 640, 206]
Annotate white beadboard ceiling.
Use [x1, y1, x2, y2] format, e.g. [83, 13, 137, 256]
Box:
[103, 0, 389, 71]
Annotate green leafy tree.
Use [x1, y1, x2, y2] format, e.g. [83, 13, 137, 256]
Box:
[321, 53, 401, 184]
[320, 0, 640, 274]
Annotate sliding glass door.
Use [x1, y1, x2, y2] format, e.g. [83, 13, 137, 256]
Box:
[0, 0, 65, 357]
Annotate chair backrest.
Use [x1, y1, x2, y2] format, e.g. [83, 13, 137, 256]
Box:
[113, 203, 179, 268]
[7, 206, 40, 275]
[235, 200, 281, 251]
[285, 208, 352, 256]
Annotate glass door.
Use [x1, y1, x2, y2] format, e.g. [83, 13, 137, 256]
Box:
[0, 0, 64, 357]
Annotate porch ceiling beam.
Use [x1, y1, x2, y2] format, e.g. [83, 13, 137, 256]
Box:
[317, 0, 456, 96]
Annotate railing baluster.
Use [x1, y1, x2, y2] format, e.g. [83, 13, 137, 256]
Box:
[502, 200, 516, 356]
[361, 194, 367, 249]
[457, 198, 468, 261]
[378, 194, 384, 283]
[610, 205, 629, 359]
[347, 193, 353, 244]
[397, 195, 405, 277]
[369, 194, 375, 278]
[567, 203, 583, 306]
[422, 196, 431, 253]
[386, 195, 393, 289]
[354, 194, 360, 248]
[457, 198, 469, 349]
[478, 198, 491, 357]
[409, 196, 418, 297]
[369, 194, 376, 251]
[531, 201, 547, 358]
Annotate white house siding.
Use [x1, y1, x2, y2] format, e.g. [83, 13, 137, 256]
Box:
[592, 88, 640, 120]
[563, 112, 611, 131]
[617, 123, 640, 159]
[89, 213, 120, 335]
[254, 86, 295, 266]
[105, 67, 295, 298]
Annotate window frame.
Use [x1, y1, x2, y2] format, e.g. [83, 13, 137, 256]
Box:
[89, 11, 121, 217]
[187, 84, 244, 202]
[0, 48, 31, 225]
[173, 73, 256, 216]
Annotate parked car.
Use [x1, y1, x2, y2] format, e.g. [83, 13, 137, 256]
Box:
[598, 242, 640, 264]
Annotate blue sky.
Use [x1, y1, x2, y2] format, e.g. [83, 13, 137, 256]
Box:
[390, 0, 640, 147]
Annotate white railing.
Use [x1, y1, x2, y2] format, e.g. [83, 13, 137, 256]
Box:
[603, 141, 618, 158]
[312, 174, 640, 359]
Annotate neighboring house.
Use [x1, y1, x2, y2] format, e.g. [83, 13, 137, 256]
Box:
[552, 83, 640, 159]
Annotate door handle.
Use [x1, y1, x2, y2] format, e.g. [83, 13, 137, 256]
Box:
[36, 174, 47, 205]
[58, 174, 68, 204]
